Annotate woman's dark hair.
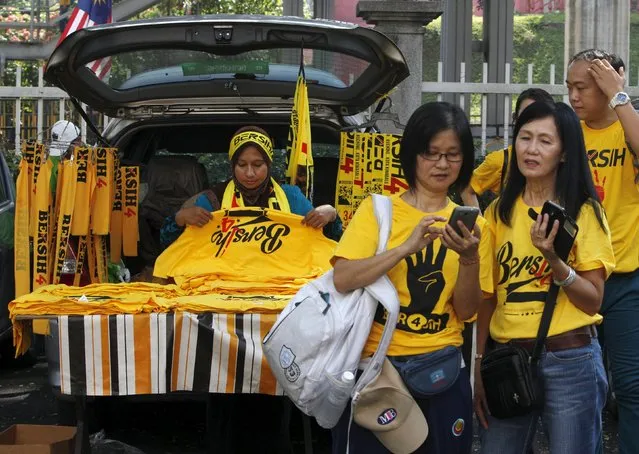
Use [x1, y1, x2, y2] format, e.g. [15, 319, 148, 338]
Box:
[569, 48, 625, 72]
[513, 88, 554, 123]
[399, 102, 475, 192]
[497, 101, 606, 230]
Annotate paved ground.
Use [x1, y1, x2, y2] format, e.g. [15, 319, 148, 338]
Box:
[0, 354, 620, 453]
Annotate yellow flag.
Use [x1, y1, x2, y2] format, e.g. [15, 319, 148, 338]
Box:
[286, 73, 314, 198]
[14, 156, 31, 297]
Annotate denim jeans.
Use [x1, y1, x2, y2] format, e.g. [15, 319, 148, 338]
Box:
[479, 338, 607, 454]
[599, 269, 639, 454]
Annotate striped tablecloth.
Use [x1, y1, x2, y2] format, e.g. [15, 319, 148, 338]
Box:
[57, 312, 283, 397]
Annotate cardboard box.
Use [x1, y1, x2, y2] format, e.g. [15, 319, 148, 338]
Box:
[0, 425, 76, 454]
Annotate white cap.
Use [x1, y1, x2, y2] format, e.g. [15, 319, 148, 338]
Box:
[49, 120, 80, 156]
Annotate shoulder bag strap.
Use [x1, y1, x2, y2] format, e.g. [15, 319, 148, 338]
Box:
[530, 283, 559, 365]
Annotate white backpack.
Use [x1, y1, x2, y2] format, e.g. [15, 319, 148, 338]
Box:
[262, 194, 400, 429]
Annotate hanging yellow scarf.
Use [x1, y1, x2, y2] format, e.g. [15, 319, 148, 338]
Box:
[71, 147, 95, 236]
[14, 154, 31, 297]
[33, 155, 52, 290]
[91, 147, 115, 235]
[221, 178, 290, 212]
[110, 162, 123, 263]
[52, 159, 77, 284]
[121, 166, 139, 257]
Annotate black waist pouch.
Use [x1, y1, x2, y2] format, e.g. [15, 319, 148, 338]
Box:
[480, 345, 541, 419]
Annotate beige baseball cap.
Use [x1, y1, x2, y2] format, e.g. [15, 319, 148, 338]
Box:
[353, 358, 428, 454]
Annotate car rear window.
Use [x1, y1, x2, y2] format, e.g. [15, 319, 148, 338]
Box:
[105, 48, 370, 91]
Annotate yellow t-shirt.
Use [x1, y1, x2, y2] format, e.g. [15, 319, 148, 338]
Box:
[582, 120, 639, 272]
[154, 208, 336, 280]
[333, 194, 493, 357]
[470, 147, 509, 195]
[482, 197, 615, 343]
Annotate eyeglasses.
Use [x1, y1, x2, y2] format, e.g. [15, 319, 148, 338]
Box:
[421, 152, 463, 163]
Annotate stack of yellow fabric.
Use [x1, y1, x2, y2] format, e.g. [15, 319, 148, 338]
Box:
[10, 208, 337, 355]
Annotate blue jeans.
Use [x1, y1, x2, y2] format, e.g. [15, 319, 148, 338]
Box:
[599, 269, 639, 454]
[479, 338, 607, 454]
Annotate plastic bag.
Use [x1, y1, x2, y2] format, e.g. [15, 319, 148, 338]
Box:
[90, 430, 147, 454]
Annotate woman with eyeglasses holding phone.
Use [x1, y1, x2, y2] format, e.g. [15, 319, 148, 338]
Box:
[331, 102, 493, 454]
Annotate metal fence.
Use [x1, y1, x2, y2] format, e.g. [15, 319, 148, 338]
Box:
[423, 61, 639, 156]
[0, 65, 108, 152]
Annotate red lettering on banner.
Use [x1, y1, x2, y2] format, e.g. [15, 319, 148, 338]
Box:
[124, 208, 136, 217]
[340, 157, 354, 174]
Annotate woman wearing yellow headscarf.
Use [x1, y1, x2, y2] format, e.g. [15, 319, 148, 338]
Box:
[160, 126, 342, 247]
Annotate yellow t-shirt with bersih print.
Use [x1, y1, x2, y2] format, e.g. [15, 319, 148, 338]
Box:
[583, 120, 639, 273]
[482, 197, 615, 343]
[470, 147, 509, 195]
[332, 194, 494, 357]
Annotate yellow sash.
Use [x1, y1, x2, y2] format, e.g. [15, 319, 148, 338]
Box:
[30, 143, 45, 237]
[110, 162, 123, 263]
[221, 179, 291, 213]
[121, 166, 139, 257]
[33, 156, 52, 289]
[53, 160, 77, 284]
[71, 147, 95, 236]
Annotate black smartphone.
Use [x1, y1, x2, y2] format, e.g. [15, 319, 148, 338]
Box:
[527, 201, 579, 261]
[448, 206, 480, 236]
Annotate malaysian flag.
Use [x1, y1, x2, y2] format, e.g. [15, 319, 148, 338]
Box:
[57, 0, 112, 80]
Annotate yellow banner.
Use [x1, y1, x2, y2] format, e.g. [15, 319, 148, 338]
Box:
[121, 166, 139, 257]
[94, 235, 108, 283]
[71, 147, 95, 236]
[335, 132, 355, 226]
[335, 132, 408, 228]
[53, 160, 77, 284]
[110, 161, 123, 263]
[91, 148, 115, 235]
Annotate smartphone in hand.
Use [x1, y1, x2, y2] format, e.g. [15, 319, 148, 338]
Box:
[448, 206, 480, 236]
[527, 201, 579, 261]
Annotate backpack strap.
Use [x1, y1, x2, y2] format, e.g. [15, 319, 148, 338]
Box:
[353, 194, 400, 396]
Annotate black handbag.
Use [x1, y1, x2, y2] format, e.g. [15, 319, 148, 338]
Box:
[480, 283, 559, 419]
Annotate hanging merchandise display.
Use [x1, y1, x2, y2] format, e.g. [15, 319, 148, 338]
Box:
[335, 132, 407, 228]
